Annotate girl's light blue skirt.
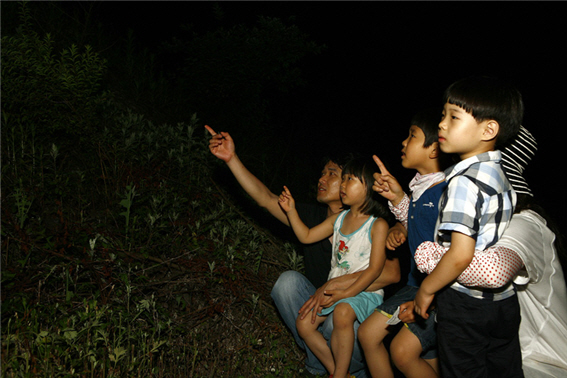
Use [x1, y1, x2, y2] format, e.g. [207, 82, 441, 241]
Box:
[319, 291, 383, 323]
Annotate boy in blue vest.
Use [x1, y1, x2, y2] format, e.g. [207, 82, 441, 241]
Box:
[359, 108, 448, 378]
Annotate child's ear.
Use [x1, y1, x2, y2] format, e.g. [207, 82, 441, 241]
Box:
[482, 120, 500, 141]
[429, 142, 440, 159]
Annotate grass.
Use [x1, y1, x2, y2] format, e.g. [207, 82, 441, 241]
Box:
[1, 188, 308, 377]
[1, 114, 309, 377]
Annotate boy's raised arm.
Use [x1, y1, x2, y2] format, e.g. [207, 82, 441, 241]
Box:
[372, 155, 406, 206]
[206, 125, 289, 225]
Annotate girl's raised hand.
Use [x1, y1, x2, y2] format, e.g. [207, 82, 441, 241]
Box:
[278, 185, 295, 213]
[205, 125, 234, 163]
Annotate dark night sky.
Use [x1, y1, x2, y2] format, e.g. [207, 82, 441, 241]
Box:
[100, 1, 566, 221]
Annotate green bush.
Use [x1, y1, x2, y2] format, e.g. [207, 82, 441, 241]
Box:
[1, 2, 107, 143]
[1, 3, 311, 376]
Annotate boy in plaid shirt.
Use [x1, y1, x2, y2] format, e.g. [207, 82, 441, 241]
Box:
[414, 76, 524, 377]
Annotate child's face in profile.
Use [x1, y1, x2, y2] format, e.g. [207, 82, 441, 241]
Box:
[401, 125, 430, 171]
[439, 101, 487, 160]
[339, 174, 366, 206]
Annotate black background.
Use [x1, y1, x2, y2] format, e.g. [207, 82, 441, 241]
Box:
[93, 2, 567, 224]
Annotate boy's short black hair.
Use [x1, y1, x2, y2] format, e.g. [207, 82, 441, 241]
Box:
[444, 76, 523, 146]
[342, 155, 389, 219]
[411, 108, 442, 148]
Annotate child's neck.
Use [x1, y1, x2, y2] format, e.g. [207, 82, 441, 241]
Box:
[459, 144, 495, 161]
[416, 167, 441, 176]
[347, 204, 368, 218]
[416, 162, 442, 176]
[341, 205, 371, 235]
[326, 200, 343, 218]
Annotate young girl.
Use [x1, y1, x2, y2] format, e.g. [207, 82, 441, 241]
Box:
[278, 156, 390, 378]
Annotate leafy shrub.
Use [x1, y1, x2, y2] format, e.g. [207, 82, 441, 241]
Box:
[1, 2, 107, 143]
[1, 3, 311, 376]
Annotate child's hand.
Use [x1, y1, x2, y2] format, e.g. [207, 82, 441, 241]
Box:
[414, 287, 435, 320]
[278, 186, 295, 213]
[398, 301, 416, 323]
[386, 228, 407, 251]
[205, 125, 234, 163]
[372, 155, 405, 206]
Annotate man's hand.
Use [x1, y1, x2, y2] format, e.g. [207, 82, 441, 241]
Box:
[205, 125, 234, 163]
[320, 288, 348, 308]
[372, 155, 405, 206]
[299, 284, 334, 324]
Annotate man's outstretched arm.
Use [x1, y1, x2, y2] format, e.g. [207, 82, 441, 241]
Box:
[206, 125, 289, 225]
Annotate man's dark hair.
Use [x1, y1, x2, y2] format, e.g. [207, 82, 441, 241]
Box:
[321, 152, 356, 171]
[444, 76, 523, 146]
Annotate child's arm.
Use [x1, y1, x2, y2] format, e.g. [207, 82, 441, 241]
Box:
[312, 257, 400, 294]
[372, 155, 410, 228]
[278, 186, 335, 244]
[372, 155, 407, 206]
[386, 222, 407, 251]
[414, 231, 475, 319]
[415, 241, 524, 288]
[324, 218, 389, 304]
[299, 257, 400, 323]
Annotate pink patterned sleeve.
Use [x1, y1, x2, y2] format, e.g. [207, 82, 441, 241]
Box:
[414, 241, 524, 288]
[388, 193, 410, 229]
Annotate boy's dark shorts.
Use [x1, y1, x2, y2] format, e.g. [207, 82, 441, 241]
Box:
[436, 287, 523, 378]
[377, 285, 437, 359]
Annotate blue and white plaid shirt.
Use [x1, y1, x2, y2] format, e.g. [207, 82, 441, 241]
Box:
[436, 150, 517, 300]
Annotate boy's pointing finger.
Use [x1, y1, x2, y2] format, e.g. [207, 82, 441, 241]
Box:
[372, 155, 389, 175]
